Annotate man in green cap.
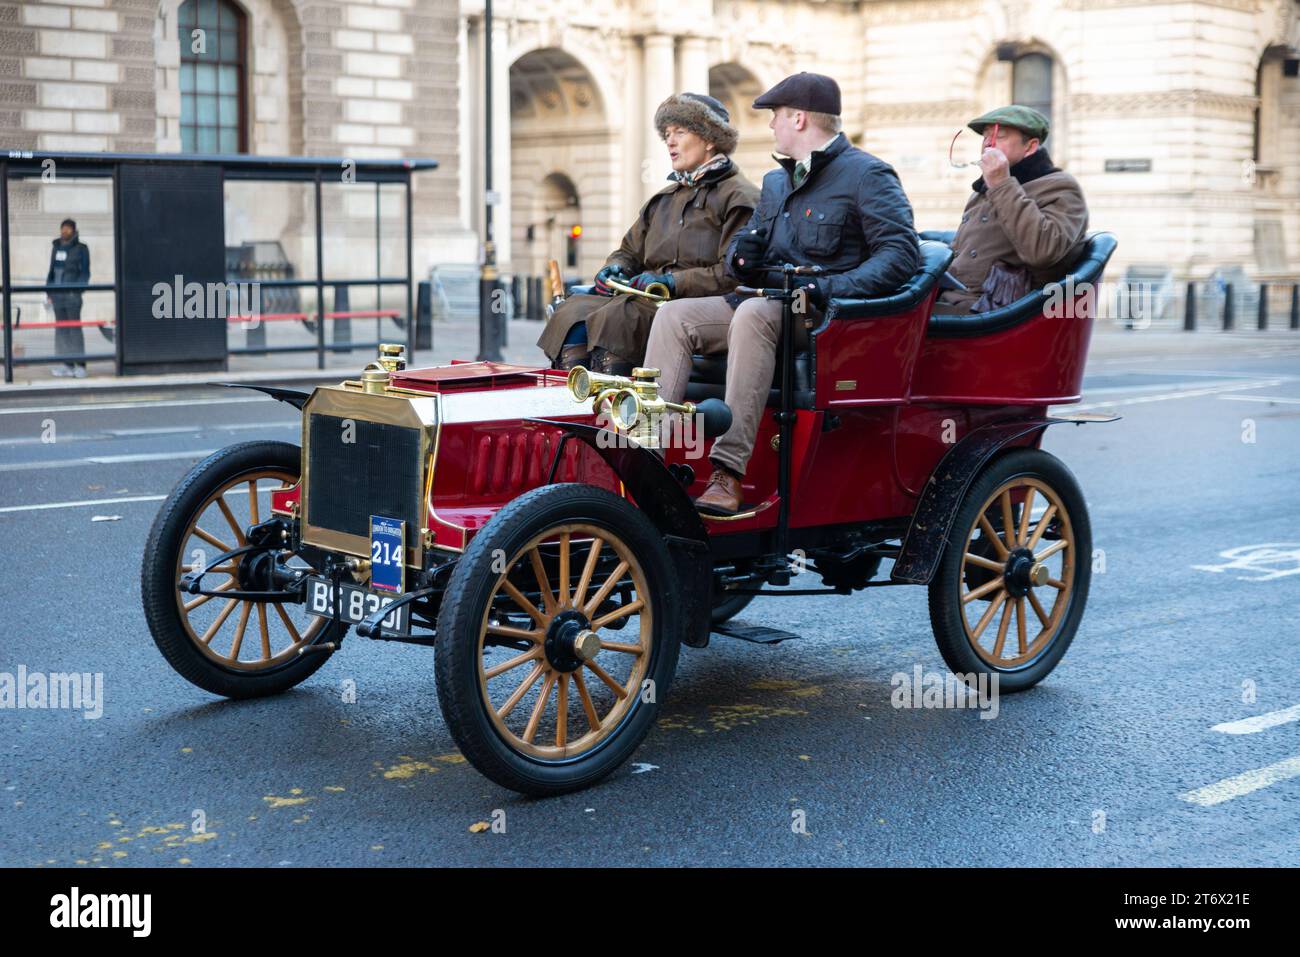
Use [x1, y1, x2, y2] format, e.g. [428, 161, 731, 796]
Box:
[933, 104, 1089, 314]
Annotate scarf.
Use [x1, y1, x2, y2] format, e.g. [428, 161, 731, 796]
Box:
[669, 153, 732, 187]
[972, 148, 1058, 193]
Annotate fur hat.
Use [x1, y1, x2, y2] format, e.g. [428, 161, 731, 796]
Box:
[654, 92, 739, 155]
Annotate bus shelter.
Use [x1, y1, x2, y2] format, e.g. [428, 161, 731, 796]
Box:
[0, 151, 436, 383]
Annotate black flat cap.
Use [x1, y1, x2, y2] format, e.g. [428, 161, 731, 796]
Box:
[753, 72, 841, 115]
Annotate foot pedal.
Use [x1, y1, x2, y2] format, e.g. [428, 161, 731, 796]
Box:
[712, 621, 800, 644]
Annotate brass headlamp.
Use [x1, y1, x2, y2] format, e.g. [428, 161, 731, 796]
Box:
[566, 366, 695, 448]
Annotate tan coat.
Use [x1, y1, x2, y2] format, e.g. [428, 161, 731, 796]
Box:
[538, 162, 759, 362]
[934, 154, 1089, 314]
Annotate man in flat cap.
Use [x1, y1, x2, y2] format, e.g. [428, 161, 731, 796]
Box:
[934, 104, 1089, 314]
[644, 71, 919, 514]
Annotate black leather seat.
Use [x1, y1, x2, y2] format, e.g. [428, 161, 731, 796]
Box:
[923, 231, 1119, 338]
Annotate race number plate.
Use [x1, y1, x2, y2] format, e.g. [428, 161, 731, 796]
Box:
[306, 578, 409, 634]
[370, 515, 405, 593]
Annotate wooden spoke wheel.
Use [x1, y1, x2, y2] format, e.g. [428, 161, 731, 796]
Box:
[143, 441, 343, 699]
[436, 484, 680, 796]
[929, 449, 1092, 692]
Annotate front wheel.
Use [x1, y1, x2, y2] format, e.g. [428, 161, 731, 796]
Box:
[141, 441, 344, 699]
[928, 448, 1092, 692]
[435, 484, 680, 796]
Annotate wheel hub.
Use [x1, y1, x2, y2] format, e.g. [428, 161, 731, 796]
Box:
[544, 609, 598, 673]
[1003, 547, 1047, 597]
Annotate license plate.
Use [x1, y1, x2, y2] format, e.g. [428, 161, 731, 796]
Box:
[370, 515, 405, 594]
[306, 577, 409, 633]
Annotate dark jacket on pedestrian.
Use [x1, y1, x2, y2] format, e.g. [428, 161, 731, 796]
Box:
[538, 159, 759, 363]
[46, 232, 91, 306]
[934, 148, 1088, 314]
[725, 132, 919, 302]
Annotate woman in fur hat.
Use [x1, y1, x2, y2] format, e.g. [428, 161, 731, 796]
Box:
[537, 92, 760, 375]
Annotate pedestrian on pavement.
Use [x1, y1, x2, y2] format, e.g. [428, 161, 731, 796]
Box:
[47, 218, 91, 378]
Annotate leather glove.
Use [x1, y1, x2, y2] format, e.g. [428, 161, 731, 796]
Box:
[593, 263, 629, 296]
[797, 280, 827, 327]
[628, 271, 675, 295]
[732, 227, 769, 281]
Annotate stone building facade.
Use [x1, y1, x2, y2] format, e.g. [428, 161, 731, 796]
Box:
[2, 0, 1299, 315]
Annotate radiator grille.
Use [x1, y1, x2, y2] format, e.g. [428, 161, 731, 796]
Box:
[306, 413, 424, 539]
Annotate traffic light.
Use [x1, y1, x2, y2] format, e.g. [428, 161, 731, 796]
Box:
[569, 224, 582, 239]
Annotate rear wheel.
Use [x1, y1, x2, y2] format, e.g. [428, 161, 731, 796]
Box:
[142, 441, 343, 699]
[435, 484, 680, 796]
[928, 448, 1091, 692]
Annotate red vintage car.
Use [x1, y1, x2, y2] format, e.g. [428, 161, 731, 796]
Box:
[142, 231, 1118, 795]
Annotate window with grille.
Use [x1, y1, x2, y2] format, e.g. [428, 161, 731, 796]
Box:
[178, 0, 247, 154]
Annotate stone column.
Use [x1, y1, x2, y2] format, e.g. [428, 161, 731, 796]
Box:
[643, 33, 676, 201]
[677, 36, 710, 98]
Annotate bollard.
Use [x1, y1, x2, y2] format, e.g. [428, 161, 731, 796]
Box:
[1184, 282, 1196, 331]
[333, 284, 352, 352]
[1257, 283, 1269, 330]
[530, 276, 544, 320]
[1291, 284, 1299, 331]
[415, 280, 432, 350]
[1223, 283, 1234, 330]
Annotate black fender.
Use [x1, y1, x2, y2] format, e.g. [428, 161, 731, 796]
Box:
[215, 382, 311, 410]
[526, 419, 713, 648]
[891, 413, 1118, 585]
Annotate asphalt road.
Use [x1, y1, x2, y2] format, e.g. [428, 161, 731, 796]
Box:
[2, 334, 1300, 867]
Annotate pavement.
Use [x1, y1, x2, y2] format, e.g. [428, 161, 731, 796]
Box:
[1, 327, 1299, 866]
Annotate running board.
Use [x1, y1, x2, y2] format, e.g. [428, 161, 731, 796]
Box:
[711, 622, 801, 644]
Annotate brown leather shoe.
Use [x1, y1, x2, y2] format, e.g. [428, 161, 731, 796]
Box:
[694, 467, 743, 515]
[557, 343, 590, 370]
[590, 347, 635, 377]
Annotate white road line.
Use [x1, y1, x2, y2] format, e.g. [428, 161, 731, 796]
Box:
[1218, 394, 1300, 405]
[0, 448, 216, 472]
[1179, 755, 1300, 807]
[0, 421, 297, 447]
[0, 396, 266, 416]
[0, 485, 249, 514]
[1211, 703, 1300, 735]
[1063, 378, 1287, 412]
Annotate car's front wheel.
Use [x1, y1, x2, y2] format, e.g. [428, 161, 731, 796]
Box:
[435, 483, 680, 796]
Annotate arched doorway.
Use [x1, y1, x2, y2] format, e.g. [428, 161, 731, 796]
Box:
[709, 63, 771, 186]
[510, 48, 611, 282]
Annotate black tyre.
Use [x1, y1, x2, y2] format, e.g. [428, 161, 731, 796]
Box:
[710, 590, 754, 625]
[142, 440, 343, 699]
[928, 448, 1091, 692]
[435, 483, 680, 796]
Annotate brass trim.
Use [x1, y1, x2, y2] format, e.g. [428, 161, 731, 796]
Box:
[835, 379, 857, 391]
[698, 498, 776, 523]
[300, 385, 437, 570]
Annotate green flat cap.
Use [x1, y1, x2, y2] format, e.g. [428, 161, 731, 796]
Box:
[968, 105, 1049, 141]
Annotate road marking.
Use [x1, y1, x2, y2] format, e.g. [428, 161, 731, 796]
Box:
[0, 485, 250, 514]
[1179, 755, 1300, 807]
[1218, 394, 1300, 405]
[1064, 378, 1287, 412]
[0, 421, 297, 448]
[0, 396, 266, 417]
[0, 449, 216, 472]
[1212, 703, 1300, 735]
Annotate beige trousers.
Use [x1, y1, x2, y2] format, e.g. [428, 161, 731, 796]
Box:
[643, 295, 807, 476]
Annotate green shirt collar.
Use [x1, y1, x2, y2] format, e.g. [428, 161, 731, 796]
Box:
[793, 133, 842, 184]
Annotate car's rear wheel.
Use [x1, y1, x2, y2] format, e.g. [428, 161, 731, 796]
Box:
[142, 441, 343, 699]
[928, 448, 1091, 692]
[435, 484, 680, 796]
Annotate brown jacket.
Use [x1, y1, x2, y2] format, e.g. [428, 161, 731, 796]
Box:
[935, 149, 1089, 314]
[538, 161, 759, 361]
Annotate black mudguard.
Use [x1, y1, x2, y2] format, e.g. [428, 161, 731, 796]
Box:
[215, 382, 311, 410]
[526, 419, 714, 648]
[892, 414, 1117, 585]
